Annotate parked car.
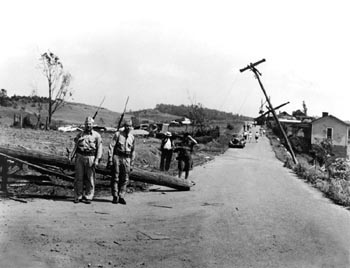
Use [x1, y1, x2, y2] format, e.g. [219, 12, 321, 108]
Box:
[229, 134, 246, 148]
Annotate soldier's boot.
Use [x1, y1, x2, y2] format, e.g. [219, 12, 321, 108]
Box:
[119, 197, 126, 205]
[112, 197, 119, 204]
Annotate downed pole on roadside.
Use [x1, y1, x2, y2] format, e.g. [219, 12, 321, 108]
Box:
[0, 145, 192, 191]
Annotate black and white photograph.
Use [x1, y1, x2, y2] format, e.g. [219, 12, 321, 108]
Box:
[1, 0, 349, 267]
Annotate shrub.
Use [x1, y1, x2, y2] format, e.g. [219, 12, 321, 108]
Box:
[227, 123, 234, 130]
[23, 114, 38, 128]
[315, 179, 329, 192]
[327, 179, 350, 206]
[293, 159, 309, 176]
[284, 157, 295, 169]
[328, 158, 350, 181]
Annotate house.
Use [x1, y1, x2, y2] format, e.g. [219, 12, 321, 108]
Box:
[292, 109, 306, 120]
[311, 112, 350, 158]
[278, 111, 295, 120]
[174, 117, 191, 125]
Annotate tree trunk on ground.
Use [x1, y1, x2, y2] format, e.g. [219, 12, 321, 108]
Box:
[0, 145, 192, 191]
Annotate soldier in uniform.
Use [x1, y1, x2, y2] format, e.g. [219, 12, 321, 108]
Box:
[73, 116, 102, 204]
[107, 119, 135, 205]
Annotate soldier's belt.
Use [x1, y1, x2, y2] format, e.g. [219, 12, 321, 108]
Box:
[77, 149, 96, 156]
[115, 151, 132, 158]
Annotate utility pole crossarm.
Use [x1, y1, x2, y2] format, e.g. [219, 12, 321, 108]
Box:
[240, 59, 266, 73]
[256, 101, 290, 120]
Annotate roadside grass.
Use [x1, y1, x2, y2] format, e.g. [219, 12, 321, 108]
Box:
[266, 128, 350, 208]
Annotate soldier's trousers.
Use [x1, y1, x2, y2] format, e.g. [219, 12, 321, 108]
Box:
[110, 154, 131, 199]
[74, 154, 96, 200]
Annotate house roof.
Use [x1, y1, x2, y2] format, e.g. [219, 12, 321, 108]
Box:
[279, 119, 302, 124]
[279, 111, 292, 117]
[292, 109, 306, 116]
[312, 114, 350, 126]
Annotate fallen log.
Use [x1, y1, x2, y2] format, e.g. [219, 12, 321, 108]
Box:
[0, 152, 75, 182]
[0, 145, 192, 191]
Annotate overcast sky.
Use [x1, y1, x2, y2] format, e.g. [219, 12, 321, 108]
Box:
[0, 0, 349, 120]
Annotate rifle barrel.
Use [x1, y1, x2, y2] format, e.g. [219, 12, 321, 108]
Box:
[92, 96, 106, 120]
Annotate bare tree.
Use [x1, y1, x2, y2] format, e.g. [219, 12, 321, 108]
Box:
[39, 51, 73, 125]
[186, 90, 209, 135]
[188, 103, 208, 135]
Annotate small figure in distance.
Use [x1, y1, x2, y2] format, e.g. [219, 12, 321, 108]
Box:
[248, 131, 252, 143]
[243, 130, 248, 141]
[255, 131, 259, 143]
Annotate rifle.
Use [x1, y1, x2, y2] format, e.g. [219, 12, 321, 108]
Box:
[68, 96, 106, 161]
[93, 96, 106, 120]
[117, 96, 129, 130]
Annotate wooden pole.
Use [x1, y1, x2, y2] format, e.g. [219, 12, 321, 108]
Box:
[0, 146, 192, 191]
[240, 59, 298, 165]
[1, 156, 9, 192]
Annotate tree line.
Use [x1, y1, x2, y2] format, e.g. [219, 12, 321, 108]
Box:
[154, 103, 252, 121]
[0, 90, 49, 107]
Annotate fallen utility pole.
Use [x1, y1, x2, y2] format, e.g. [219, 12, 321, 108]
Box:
[240, 59, 298, 165]
[0, 145, 192, 191]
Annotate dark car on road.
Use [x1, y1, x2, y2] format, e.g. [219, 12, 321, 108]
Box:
[229, 134, 246, 148]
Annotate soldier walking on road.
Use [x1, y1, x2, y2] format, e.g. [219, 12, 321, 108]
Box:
[107, 120, 135, 205]
[72, 116, 102, 204]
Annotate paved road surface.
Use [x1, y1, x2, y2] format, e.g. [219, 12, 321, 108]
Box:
[1, 130, 349, 267]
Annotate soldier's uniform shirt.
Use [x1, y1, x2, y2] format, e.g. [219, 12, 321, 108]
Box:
[74, 129, 102, 200]
[108, 130, 135, 199]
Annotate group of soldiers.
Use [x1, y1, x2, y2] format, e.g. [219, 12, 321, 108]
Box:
[72, 116, 197, 205]
[72, 116, 134, 205]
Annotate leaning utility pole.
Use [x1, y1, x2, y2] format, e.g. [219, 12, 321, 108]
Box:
[240, 59, 298, 164]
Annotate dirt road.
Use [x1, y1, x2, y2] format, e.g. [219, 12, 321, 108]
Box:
[1, 130, 350, 267]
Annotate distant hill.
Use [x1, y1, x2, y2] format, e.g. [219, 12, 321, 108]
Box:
[0, 95, 252, 128]
[130, 109, 180, 123]
[0, 95, 121, 127]
[154, 103, 252, 121]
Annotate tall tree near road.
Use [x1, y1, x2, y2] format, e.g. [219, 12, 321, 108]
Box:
[39, 51, 72, 126]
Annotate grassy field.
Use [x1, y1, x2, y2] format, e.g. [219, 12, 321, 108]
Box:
[0, 101, 121, 127]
